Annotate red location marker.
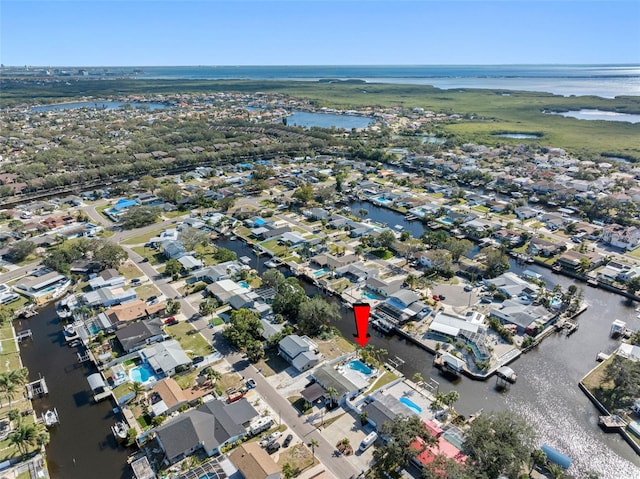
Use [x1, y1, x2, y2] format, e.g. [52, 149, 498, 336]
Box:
[353, 303, 371, 348]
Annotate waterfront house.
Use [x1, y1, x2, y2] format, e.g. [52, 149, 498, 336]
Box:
[601, 224, 640, 251]
[361, 390, 415, 430]
[311, 364, 360, 404]
[206, 279, 250, 305]
[177, 255, 203, 271]
[230, 442, 281, 479]
[527, 237, 565, 257]
[483, 272, 539, 299]
[365, 277, 404, 298]
[115, 318, 166, 353]
[489, 300, 553, 335]
[374, 289, 429, 326]
[556, 250, 603, 272]
[102, 300, 166, 328]
[150, 378, 188, 417]
[142, 339, 191, 377]
[310, 253, 359, 271]
[155, 398, 258, 464]
[82, 285, 137, 308]
[88, 268, 126, 290]
[303, 207, 330, 221]
[161, 240, 187, 260]
[278, 334, 321, 373]
[194, 261, 244, 283]
[13, 271, 71, 304]
[411, 434, 467, 470]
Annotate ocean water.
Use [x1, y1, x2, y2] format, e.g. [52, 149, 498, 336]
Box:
[125, 65, 640, 98]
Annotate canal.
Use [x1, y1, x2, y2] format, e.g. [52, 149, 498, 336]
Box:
[217, 207, 640, 478]
[15, 306, 132, 479]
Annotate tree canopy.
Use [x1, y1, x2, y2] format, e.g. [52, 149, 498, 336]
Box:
[120, 205, 161, 229]
[463, 411, 536, 479]
[297, 296, 340, 337]
[272, 277, 308, 322]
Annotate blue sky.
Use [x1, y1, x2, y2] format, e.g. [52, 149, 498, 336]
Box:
[2, 1, 639, 66]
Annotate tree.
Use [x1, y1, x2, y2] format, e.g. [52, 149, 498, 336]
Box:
[297, 296, 340, 337]
[443, 238, 473, 262]
[139, 175, 158, 193]
[482, 247, 509, 277]
[308, 438, 319, 462]
[7, 219, 24, 233]
[157, 184, 182, 204]
[292, 183, 314, 205]
[377, 230, 396, 250]
[463, 411, 536, 479]
[205, 368, 221, 384]
[94, 242, 128, 268]
[282, 462, 296, 479]
[262, 269, 285, 289]
[0, 306, 14, 326]
[222, 309, 263, 351]
[199, 298, 218, 319]
[8, 240, 36, 262]
[120, 205, 161, 229]
[412, 372, 424, 384]
[165, 298, 181, 315]
[371, 415, 437, 479]
[164, 259, 182, 278]
[246, 340, 265, 363]
[528, 449, 547, 477]
[272, 277, 308, 322]
[626, 276, 640, 297]
[179, 226, 209, 250]
[217, 196, 236, 212]
[8, 422, 37, 456]
[129, 381, 145, 404]
[604, 355, 640, 406]
[325, 387, 338, 407]
[420, 454, 471, 479]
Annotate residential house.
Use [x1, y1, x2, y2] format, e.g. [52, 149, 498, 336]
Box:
[115, 318, 166, 353]
[483, 272, 539, 299]
[206, 279, 250, 305]
[374, 289, 429, 326]
[13, 271, 71, 304]
[303, 208, 330, 221]
[556, 250, 603, 272]
[310, 253, 359, 271]
[88, 268, 126, 290]
[527, 237, 565, 257]
[278, 335, 321, 372]
[365, 277, 404, 297]
[514, 206, 539, 221]
[142, 339, 192, 377]
[155, 398, 258, 464]
[101, 300, 166, 328]
[492, 229, 524, 247]
[194, 261, 244, 283]
[161, 240, 187, 259]
[335, 262, 378, 283]
[150, 378, 188, 417]
[311, 364, 360, 404]
[490, 300, 554, 335]
[602, 224, 640, 251]
[230, 442, 281, 479]
[82, 285, 137, 308]
[361, 390, 415, 430]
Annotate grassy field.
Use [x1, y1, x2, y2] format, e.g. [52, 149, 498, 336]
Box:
[118, 261, 143, 280]
[122, 228, 166, 245]
[168, 322, 211, 357]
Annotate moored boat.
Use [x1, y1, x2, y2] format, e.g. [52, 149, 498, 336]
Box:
[111, 421, 128, 441]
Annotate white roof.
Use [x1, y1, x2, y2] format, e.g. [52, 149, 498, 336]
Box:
[429, 312, 480, 337]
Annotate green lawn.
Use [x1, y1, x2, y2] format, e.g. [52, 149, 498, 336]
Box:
[118, 262, 143, 280]
[131, 246, 164, 265]
[169, 322, 212, 357]
[122, 227, 166, 245]
[370, 371, 400, 391]
[134, 284, 161, 301]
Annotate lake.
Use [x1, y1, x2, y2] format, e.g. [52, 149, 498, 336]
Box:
[494, 133, 541, 139]
[284, 111, 374, 129]
[547, 109, 640, 123]
[31, 101, 169, 112]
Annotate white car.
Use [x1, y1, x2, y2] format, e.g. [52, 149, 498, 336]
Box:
[259, 431, 282, 448]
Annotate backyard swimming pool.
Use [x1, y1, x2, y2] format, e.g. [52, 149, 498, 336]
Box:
[399, 397, 423, 414]
[129, 363, 157, 384]
[238, 281, 250, 289]
[361, 290, 381, 301]
[349, 360, 372, 375]
[313, 268, 330, 277]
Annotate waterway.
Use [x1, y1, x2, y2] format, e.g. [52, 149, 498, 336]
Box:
[284, 111, 374, 129]
[15, 306, 131, 479]
[546, 109, 640, 124]
[216, 208, 640, 478]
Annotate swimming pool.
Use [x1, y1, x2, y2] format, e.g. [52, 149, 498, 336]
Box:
[313, 268, 330, 277]
[129, 363, 157, 384]
[399, 397, 422, 414]
[438, 216, 455, 225]
[349, 360, 372, 375]
[361, 290, 380, 301]
[238, 281, 250, 289]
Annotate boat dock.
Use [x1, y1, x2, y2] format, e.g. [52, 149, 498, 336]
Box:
[25, 377, 48, 399]
[16, 329, 33, 342]
[598, 415, 627, 431]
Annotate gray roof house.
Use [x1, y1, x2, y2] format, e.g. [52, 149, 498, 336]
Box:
[483, 272, 539, 299]
[490, 300, 553, 335]
[142, 339, 192, 377]
[278, 335, 320, 372]
[89, 268, 126, 290]
[155, 398, 258, 464]
[312, 364, 360, 403]
[115, 318, 166, 353]
[82, 286, 137, 308]
[161, 240, 187, 259]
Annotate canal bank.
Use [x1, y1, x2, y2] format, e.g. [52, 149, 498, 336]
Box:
[15, 305, 132, 479]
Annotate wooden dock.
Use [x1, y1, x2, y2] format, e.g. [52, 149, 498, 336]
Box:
[26, 377, 48, 399]
[598, 415, 626, 431]
[16, 329, 33, 342]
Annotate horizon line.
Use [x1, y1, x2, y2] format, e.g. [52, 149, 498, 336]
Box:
[3, 63, 640, 69]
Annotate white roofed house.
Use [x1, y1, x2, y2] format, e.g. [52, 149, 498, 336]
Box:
[13, 271, 71, 304]
[88, 268, 125, 290]
[489, 300, 553, 335]
[278, 334, 321, 372]
[483, 272, 539, 300]
[602, 224, 640, 251]
[141, 339, 192, 377]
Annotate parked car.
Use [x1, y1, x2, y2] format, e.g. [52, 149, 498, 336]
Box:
[147, 295, 159, 305]
[130, 278, 142, 285]
[266, 442, 281, 454]
[282, 434, 293, 448]
[259, 431, 282, 448]
[464, 284, 473, 292]
[432, 295, 440, 301]
[246, 378, 257, 389]
[192, 356, 204, 364]
[164, 316, 178, 325]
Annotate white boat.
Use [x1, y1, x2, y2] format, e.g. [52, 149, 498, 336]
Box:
[264, 260, 278, 268]
[42, 408, 59, 427]
[111, 421, 128, 441]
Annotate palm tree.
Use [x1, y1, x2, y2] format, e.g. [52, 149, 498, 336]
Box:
[308, 438, 319, 463]
[8, 422, 37, 456]
[206, 368, 222, 385]
[129, 381, 145, 404]
[547, 463, 568, 479]
[325, 387, 338, 408]
[4, 381, 18, 406]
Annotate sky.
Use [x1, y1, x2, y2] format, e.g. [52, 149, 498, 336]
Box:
[1, 1, 639, 66]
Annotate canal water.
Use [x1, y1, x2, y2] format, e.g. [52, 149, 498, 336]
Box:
[217, 209, 640, 478]
[15, 306, 132, 479]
